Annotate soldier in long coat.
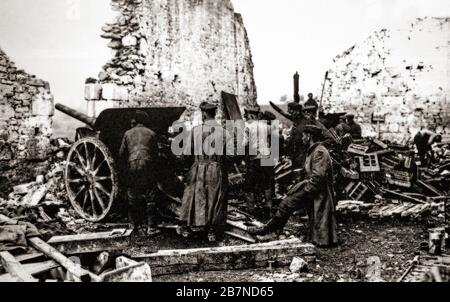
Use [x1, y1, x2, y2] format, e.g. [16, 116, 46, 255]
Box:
[249, 125, 338, 247]
[179, 102, 230, 242]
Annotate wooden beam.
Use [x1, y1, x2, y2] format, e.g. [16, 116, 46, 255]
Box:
[0, 252, 37, 282]
[132, 239, 315, 276]
[28, 237, 98, 282]
[47, 229, 133, 255]
[417, 180, 443, 197]
[383, 189, 427, 204]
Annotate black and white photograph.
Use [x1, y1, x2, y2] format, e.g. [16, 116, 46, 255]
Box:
[0, 0, 449, 287]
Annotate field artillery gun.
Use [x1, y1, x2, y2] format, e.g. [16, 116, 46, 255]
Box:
[55, 103, 186, 222]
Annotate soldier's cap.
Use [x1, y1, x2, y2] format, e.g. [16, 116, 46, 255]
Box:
[288, 102, 303, 111]
[345, 113, 355, 119]
[244, 106, 261, 114]
[303, 124, 323, 136]
[304, 105, 319, 112]
[263, 111, 277, 121]
[200, 102, 217, 112]
[135, 110, 149, 122]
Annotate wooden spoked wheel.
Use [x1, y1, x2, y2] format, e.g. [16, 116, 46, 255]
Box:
[65, 137, 118, 222]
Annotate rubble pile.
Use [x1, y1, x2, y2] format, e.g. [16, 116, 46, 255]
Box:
[324, 17, 450, 143]
[0, 137, 80, 237]
[0, 47, 55, 195]
[84, 0, 258, 117]
[335, 138, 450, 224]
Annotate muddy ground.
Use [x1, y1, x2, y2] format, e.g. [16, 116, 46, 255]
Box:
[123, 216, 431, 282]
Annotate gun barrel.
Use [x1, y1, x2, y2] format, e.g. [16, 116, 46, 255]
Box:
[55, 103, 96, 127]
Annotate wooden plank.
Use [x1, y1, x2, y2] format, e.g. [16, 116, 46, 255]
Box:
[28, 237, 98, 282]
[0, 252, 37, 282]
[47, 229, 133, 255]
[417, 180, 443, 197]
[133, 239, 315, 276]
[22, 260, 60, 276]
[383, 189, 427, 204]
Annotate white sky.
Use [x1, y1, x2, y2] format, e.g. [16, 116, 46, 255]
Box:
[0, 0, 449, 109]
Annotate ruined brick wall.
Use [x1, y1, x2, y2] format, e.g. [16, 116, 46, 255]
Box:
[85, 0, 258, 117]
[324, 17, 450, 143]
[0, 47, 54, 194]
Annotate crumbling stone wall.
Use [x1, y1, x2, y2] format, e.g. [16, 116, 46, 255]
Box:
[0, 47, 54, 194]
[324, 17, 450, 143]
[85, 0, 258, 117]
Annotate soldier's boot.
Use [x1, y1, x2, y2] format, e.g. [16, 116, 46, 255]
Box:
[146, 202, 161, 237]
[246, 193, 257, 215]
[248, 213, 289, 236]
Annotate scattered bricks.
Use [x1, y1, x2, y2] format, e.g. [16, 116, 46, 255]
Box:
[84, 84, 103, 101]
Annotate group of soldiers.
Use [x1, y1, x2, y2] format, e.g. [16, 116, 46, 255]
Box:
[119, 95, 364, 246]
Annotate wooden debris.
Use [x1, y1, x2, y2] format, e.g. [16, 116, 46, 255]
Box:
[0, 252, 37, 282]
[399, 255, 450, 282]
[133, 239, 315, 276]
[348, 144, 369, 156]
[28, 237, 98, 282]
[359, 154, 380, 173]
[47, 229, 133, 255]
[417, 180, 443, 197]
[383, 189, 427, 204]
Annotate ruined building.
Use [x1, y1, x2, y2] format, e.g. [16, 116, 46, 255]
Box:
[0, 47, 54, 195]
[85, 0, 258, 117]
[324, 17, 450, 143]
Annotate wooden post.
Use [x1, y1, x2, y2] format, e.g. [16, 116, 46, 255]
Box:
[294, 72, 300, 103]
[319, 71, 329, 110]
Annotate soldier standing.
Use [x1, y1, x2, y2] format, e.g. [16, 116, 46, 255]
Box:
[345, 113, 362, 140]
[305, 93, 319, 110]
[249, 125, 338, 248]
[119, 110, 159, 236]
[285, 102, 310, 169]
[179, 102, 230, 242]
